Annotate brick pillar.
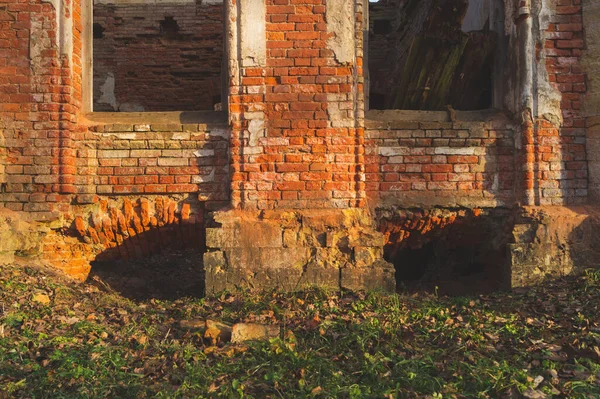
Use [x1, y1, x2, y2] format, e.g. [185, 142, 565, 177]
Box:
[228, 0, 365, 210]
[0, 0, 78, 219]
[205, 0, 395, 293]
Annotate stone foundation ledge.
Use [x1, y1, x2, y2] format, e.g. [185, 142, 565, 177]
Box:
[0, 206, 93, 280]
[509, 206, 600, 287]
[0, 206, 48, 265]
[203, 209, 396, 294]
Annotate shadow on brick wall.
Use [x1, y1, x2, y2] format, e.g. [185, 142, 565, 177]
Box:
[73, 196, 208, 300]
[376, 207, 516, 296]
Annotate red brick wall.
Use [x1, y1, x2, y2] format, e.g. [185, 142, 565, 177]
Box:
[0, 0, 228, 215]
[0, 0, 594, 265]
[364, 0, 589, 208]
[0, 0, 80, 219]
[93, 1, 224, 111]
[0, 0, 591, 213]
[534, 0, 588, 205]
[229, 0, 365, 210]
[365, 116, 517, 207]
[72, 121, 229, 207]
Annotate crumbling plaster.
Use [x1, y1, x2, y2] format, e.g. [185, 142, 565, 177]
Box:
[97, 73, 118, 111]
[327, 0, 356, 65]
[239, 0, 266, 67]
[40, 0, 73, 59]
[504, 0, 562, 125]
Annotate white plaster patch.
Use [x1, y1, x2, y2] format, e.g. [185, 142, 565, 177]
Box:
[192, 170, 215, 183]
[241, 146, 263, 155]
[172, 133, 190, 140]
[240, 0, 266, 67]
[327, 94, 355, 128]
[247, 119, 265, 147]
[379, 147, 410, 156]
[97, 73, 118, 111]
[434, 147, 478, 155]
[326, 0, 355, 64]
[29, 17, 51, 70]
[244, 112, 265, 120]
[134, 124, 151, 132]
[40, 0, 72, 58]
[536, 0, 563, 125]
[194, 149, 215, 157]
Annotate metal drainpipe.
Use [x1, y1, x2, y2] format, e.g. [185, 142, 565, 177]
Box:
[518, 0, 537, 205]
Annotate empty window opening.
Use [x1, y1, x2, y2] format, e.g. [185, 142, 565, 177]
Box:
[92, 0, 225, 112]
[367, 0, 506, 111]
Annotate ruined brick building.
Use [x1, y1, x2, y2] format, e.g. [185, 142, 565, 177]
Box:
[1, 0, 600, 294]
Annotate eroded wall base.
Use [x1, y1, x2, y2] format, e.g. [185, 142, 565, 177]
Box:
[509, 206, 600, 287]
[377, 206, 514, 293]
[376, 205, 600, 293]
[2, 203, 600, 293]
[203, 209, 396, 293]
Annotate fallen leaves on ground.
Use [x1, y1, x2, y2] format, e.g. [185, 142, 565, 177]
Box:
[2, 263, 600, 398]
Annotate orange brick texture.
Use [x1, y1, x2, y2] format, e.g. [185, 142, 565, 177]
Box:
[0, 0, 595, 281]
[365, 118, 517, 207]
[229, 0, 366, 210]
[0, 0, 85, 219]
[72, 197, 206, 261]
[529, 0, 588, 205]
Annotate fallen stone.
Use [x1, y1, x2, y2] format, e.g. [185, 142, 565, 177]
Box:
[231, 323, 280, 343]
[522, 388, 548, 399]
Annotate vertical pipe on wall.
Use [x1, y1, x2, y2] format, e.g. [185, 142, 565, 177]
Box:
[516, 0, 538, 205]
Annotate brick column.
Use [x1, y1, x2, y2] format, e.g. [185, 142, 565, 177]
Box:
[228, 0, 366, 210]
[205, 0, 395, 293]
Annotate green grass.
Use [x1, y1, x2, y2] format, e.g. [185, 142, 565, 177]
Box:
[2, 264, 600, 398]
